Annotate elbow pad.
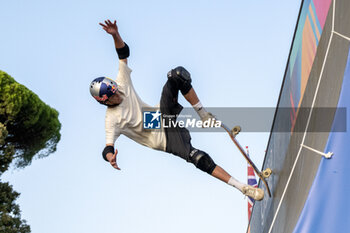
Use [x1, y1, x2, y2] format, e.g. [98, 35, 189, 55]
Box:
[116, 43, 130, 59]
[102, 145, 114, 162]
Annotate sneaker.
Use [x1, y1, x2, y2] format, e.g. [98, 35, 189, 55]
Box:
[242, 185, 264, 201]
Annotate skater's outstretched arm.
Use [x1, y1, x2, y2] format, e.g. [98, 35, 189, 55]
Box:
[99, 19, 128, 64]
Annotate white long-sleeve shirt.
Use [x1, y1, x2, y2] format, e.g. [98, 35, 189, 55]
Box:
[105, 61, 166, 151]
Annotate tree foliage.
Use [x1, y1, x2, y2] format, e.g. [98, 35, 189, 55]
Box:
[0, 123, 14, 174]
[0, 71, 61, 168]
[0, 70, 61, 232]
[0, 181, 30, 233]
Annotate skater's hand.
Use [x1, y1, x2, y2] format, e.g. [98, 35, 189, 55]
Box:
[99, 20, 119, 36]
[107, 148, 121, 170]
[201, 112, 217, 128]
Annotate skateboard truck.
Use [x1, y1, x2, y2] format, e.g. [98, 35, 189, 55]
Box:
[262, 168, 272, 178]
[231, 126, 241, 137]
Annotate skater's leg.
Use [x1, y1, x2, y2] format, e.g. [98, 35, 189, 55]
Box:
[166, 67, 264, 200]
[166, 66, 200, 105]
[211, 165, 244, 191]
[190, 148, 264, 201]
[211, 165, 264, 200]
[183, 88, 215, 122]
[190, 149, 239, 186]
[166, 66, 213, 121]
[211, 165, 232, 182]
[183, 88, 200, 105]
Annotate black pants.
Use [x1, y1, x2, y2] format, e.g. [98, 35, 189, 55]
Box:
[160, 79, 193, 162]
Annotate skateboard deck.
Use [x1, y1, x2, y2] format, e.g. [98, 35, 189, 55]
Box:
[221, 123, 272, 197]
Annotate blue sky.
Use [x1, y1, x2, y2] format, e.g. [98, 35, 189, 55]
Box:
[0, 1, 300, 233]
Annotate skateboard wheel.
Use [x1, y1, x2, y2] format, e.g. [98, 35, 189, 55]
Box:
[231, 126, 241, 135]
[262, 168, 272, 178]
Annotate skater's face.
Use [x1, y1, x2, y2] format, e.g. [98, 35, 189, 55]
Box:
[104, 92, 123, 106]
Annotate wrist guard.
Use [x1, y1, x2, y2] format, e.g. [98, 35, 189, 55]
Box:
[102, 145, 114, 162]
[116, 43, 130, 59]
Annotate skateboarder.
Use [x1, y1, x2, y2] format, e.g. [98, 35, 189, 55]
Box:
[90, 20, 264, 201]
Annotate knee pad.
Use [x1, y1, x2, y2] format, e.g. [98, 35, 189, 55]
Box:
[167, 66, 192, 95]
[189, 149, 217, 174]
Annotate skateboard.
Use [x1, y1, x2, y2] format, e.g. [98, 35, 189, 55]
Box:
[221, 123, 272, 197]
